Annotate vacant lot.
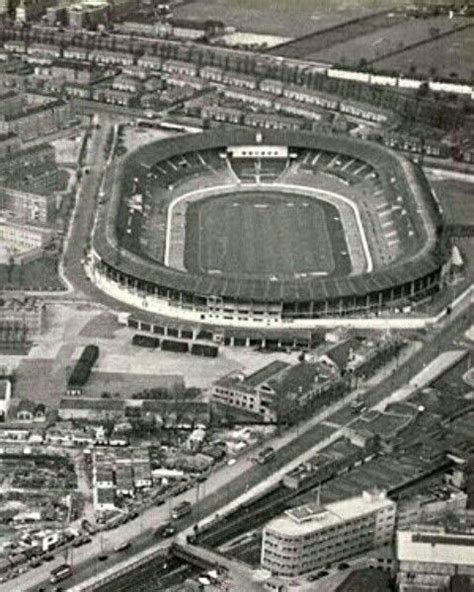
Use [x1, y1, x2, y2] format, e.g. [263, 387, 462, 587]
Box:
[374, 23, 474, 80]
[185, 191, 349, 279]
[0, 256, 64, 291]
[271, 11, 407, 60]
[84, 371, 184, 398]
[304, 14, 463, 66]
[174, 0, 397, 38]
[429, 179, 474, 225]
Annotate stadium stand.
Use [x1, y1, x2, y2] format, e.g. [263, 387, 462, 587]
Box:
[91, 128, 448, 329]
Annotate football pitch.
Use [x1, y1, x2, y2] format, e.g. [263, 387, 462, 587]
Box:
[184, 191, 350, 279]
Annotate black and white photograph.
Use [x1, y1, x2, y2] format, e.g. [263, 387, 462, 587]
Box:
[0, 0, 472, 591]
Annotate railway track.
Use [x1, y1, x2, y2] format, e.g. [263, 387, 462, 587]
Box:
[95, 556, 194, 592]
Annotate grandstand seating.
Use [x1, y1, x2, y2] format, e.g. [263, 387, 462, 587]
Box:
[119, 149, 233, 264]
[288, 148, 425, 268]
[134, 146, 416, 272]
[229, 157, 289, 183]
[149, 149, 224, 189]
[298, 149, 378, 187]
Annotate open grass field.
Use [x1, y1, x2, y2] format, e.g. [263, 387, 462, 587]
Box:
[429, 179, 474, 225]
[302, 14, 464, 66]
[374, 23, 474, 80]
[0, 256, 64, 291]
[173, 0, 398, 38]
[270, 10, 408, 60]
[184, 191, 350, 279]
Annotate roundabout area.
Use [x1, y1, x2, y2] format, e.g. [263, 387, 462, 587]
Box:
[88, 128, 449, 332]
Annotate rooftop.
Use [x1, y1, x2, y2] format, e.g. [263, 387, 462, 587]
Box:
[244, 360, 290, 388]
[3, 100, 66, 122]
[59, 398, 125, 411]
[335, 568, 392, 592]
[266, 490, 394, 537]
[323, 337, 361, 370]
[0, 296, 45, 311]
[96, 487, 115, 504]
[0, 142, 54, 166]
[0, 90, 19, 101]
[397, 527, 474, 566]
[267, 361, 332, 399]
[0, 380, 11, 401]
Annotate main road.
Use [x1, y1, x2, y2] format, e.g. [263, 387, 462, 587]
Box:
[3, 288, 470, 592]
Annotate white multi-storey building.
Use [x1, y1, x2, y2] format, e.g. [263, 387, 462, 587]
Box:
[0, 217, 55, 255]
[261, 490, 396, 577]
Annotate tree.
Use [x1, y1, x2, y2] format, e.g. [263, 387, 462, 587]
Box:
[416, 81, 430, 97]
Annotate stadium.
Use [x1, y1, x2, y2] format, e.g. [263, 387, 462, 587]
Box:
[89, 128, 450, 339]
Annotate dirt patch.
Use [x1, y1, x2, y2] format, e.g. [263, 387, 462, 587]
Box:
[79, 312, 121, 340]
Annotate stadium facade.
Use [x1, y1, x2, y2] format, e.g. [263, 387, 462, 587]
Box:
[88, 128, 450, 333]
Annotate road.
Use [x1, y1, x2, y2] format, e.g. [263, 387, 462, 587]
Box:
[3, 292, 470, 592]
[61, 118, 111, 299]
[2, 119, 471, 590]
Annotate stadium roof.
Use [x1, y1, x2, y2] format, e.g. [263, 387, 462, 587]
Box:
[94, 128, 447, 304]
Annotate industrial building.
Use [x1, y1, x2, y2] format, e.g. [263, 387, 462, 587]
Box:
[397, 526, 474, 591]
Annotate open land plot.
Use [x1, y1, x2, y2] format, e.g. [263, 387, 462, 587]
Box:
[272, 11, 409, 60]
[13, 358, 66, 404]
[455, 237, 474, 282]
[184, 191, 350, 279]
[373, 24, 474, 80]
[122, 127, 186, 153]
[173, 0, 398, 38]
[304, 15, 464, 66]
[83, 371, 184, 398]
[0, 256, 64, 291]
[428, 179, 474, 225]
[430, 354, 473, 398]
[79, 312, 122, 340]
[51, 134, 85, 165]
[96, 345, 300, 391]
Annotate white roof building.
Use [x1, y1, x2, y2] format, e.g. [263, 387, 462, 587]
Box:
[262, 490, 396, 577]
[397, 526, 474, 591]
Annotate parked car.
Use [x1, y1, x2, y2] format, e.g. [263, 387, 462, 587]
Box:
[307, 570, 329, 581]
[338, 562, 350, 570]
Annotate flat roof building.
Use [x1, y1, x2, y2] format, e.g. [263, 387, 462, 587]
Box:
[0, 296, 45, 335]
[261, 489, 396, 577]
[0, 217, 55, 256]
[397, 526, 474, 591]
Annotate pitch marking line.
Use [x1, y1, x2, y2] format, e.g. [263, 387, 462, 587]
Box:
[165, 183, 373, 275]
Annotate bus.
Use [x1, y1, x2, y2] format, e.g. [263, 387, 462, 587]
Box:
[50, 563, 72, 584]
[171, 500, 192, 520]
